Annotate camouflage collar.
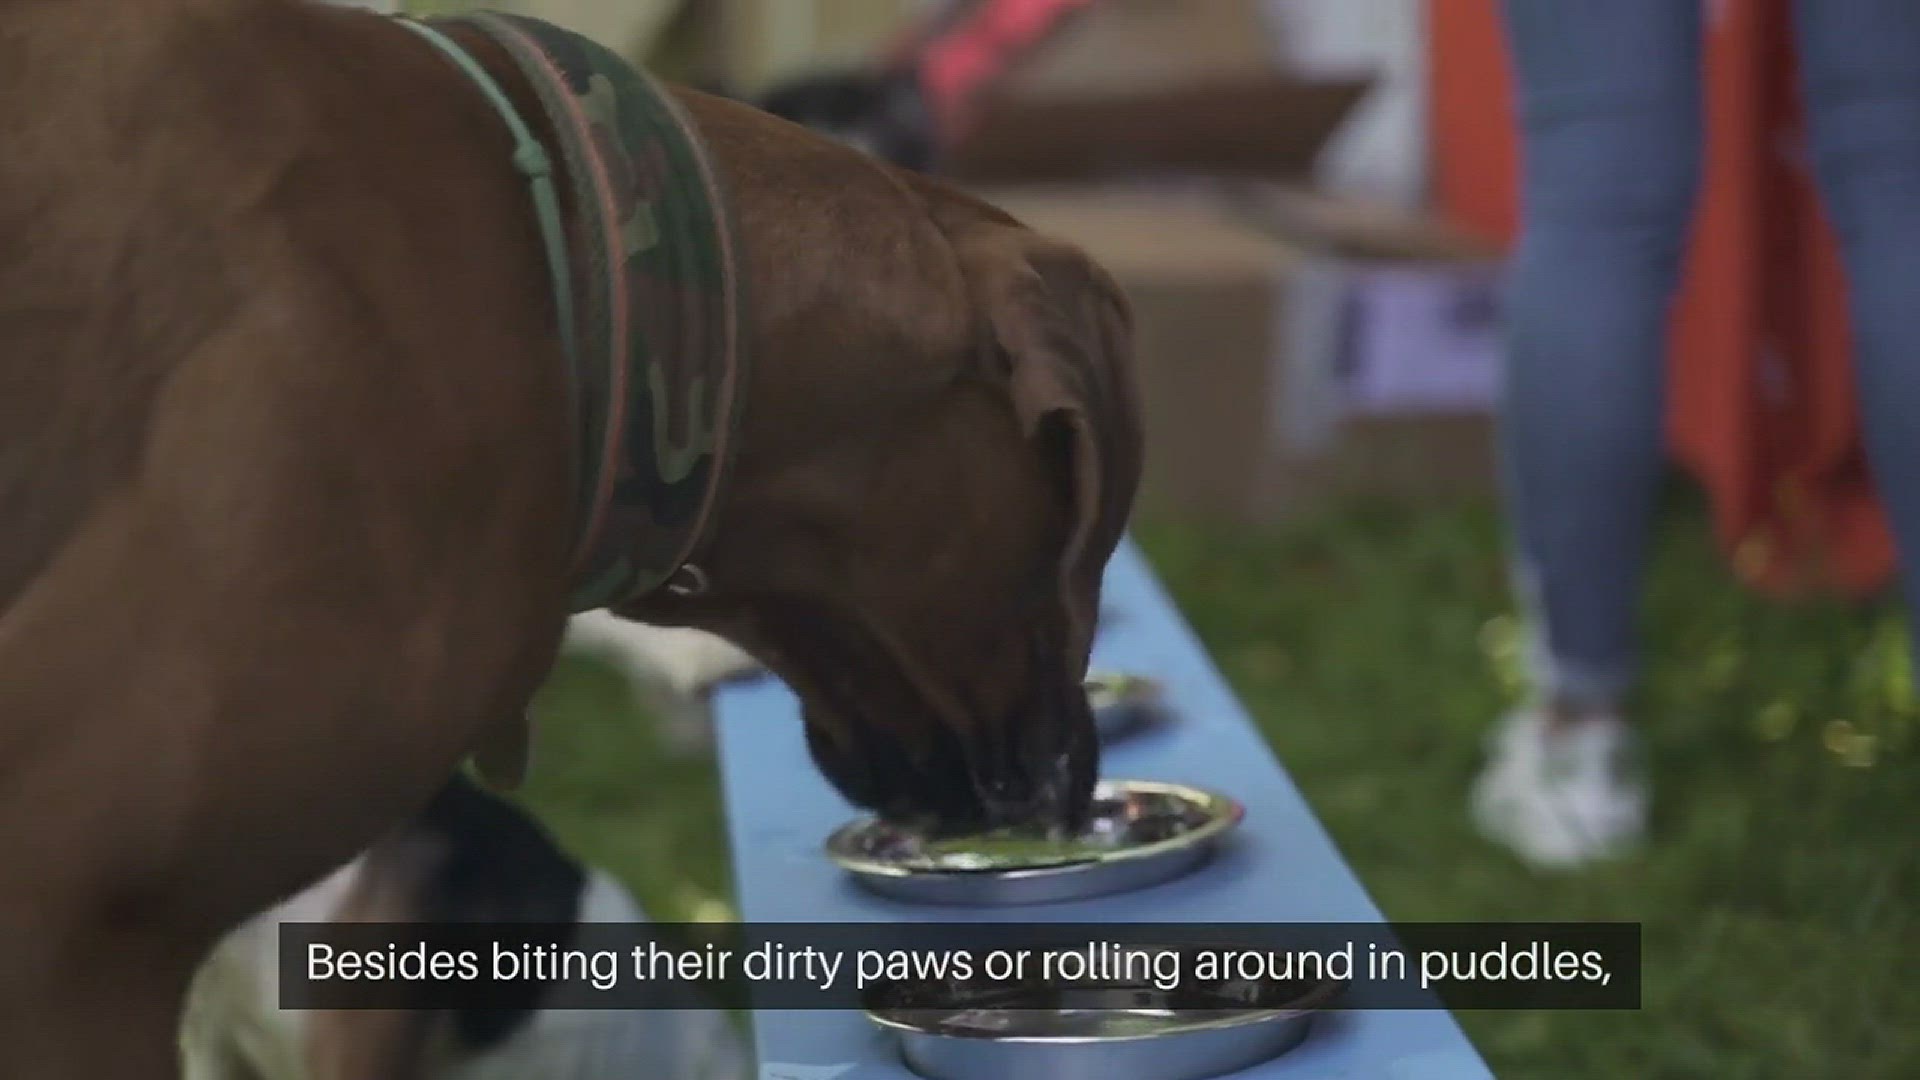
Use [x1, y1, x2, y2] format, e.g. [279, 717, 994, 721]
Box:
[406, 13, 747, 614]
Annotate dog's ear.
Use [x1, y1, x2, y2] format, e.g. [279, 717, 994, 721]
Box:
[961, 228, 1144, 665]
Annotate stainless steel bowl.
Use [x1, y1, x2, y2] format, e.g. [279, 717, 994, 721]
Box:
[1085, 671, 1170, 743]
[825, 780, 1243, 906]
[867, 949, 1344, 1080]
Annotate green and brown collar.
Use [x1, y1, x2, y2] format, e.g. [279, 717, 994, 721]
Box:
[401, 13, 747, 613]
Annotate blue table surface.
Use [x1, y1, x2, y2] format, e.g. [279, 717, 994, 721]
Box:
[715, 540, 1494, 1080]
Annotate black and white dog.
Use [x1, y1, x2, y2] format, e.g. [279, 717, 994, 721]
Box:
[560, 612, 763, 753]
[181, 774, 747, 1080]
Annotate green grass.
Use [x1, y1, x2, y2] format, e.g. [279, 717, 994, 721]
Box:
[516, 654, 735, 924]
[519, 493, 1920, 1079]
[1139, 496, 1920, 1079]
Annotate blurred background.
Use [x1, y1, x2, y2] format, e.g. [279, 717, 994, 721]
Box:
[372, 1, 1917, 1075]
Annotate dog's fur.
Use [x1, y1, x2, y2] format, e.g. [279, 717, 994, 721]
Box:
[0, 2, 1141, 1074]
[181, 775, 747, 1080]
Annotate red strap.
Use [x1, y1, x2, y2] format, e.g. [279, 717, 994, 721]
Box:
[918, 0, 1098, 142]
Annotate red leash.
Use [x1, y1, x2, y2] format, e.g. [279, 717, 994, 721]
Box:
[915, 0, 1099, 144]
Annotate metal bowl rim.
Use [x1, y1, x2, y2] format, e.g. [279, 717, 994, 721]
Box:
[864, 975, 1346, 1045]
[1085, 670, 1166, 702]
[823, 779, 1245, 881]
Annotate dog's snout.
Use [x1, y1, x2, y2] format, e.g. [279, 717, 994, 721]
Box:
[972, 770, 1046, 828]
[971, 740, 1091, 834]
[798, 656, 1101, 837]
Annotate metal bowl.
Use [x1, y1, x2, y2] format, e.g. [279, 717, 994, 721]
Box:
[825, 780, 1243, 906]
[1085, 672, 1170, 743]
[867, 947, 1345, 1080]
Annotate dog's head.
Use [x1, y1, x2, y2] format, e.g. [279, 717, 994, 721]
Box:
[628, 95, 1142, 837]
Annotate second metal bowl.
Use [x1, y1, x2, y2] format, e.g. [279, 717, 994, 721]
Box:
[867, 946, 1345, 1080]
[1085, 671, 1171, 743]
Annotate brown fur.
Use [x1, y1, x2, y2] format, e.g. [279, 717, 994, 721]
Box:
[0, 2, 1141, 1076]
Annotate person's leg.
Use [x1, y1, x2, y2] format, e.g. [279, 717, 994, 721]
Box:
[1472, 0, 1704, 867]
[1790, 0, 1920, 662]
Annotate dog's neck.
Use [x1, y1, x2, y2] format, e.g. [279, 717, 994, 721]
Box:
[415, 12, 748, 612]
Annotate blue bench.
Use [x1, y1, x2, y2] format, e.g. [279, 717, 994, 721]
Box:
[715, 540, 1494, 1079]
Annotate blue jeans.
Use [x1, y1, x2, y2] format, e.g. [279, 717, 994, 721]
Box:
[1499, 0, 1920, 709]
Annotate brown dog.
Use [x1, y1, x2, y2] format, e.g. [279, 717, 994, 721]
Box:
[0, 2, 1139, 1077]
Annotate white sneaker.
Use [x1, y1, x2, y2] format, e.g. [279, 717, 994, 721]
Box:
[1469, 708, 1649, 868]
